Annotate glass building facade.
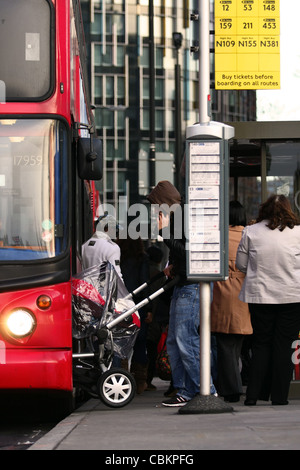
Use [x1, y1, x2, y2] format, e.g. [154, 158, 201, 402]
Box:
[80, 0, 256, 207]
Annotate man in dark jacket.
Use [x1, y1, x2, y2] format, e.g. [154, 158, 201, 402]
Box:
[147, 181, 216, 406]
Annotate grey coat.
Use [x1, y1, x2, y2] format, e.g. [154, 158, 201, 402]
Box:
[236, 220, 300, 304]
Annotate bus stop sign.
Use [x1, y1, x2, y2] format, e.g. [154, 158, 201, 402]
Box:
[185, 122, 234, 281]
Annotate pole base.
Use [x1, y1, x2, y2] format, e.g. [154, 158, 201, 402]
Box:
[178, 394, 234, 414]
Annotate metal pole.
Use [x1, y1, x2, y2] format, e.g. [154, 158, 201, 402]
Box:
[149, 0, 156, 190]
[175, 60, 182, 192]
[200, 281, 211, 395]
[198, 0, 210, 124]
[199, 0, 211, 396]
[180, 0, 234, 413]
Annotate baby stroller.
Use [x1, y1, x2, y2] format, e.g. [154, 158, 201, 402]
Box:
[72, 261, 177, 408]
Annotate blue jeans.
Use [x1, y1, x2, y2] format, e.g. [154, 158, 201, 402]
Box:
[167, 284, 216, 400]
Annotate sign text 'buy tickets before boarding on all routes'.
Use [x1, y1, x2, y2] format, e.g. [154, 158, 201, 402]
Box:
[215, 0, 280, 90]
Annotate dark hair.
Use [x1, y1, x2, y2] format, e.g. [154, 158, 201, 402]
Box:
[229, 201, 246, 227]
[117, 236, 145, 261]
[256, 194, 300, 231]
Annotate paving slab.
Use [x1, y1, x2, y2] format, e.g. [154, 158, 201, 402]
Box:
[29, 378, 300, 451]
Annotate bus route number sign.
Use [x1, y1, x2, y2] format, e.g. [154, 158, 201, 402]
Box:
[214, 0, 280, 90]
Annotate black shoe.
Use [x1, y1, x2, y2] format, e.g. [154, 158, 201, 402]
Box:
[162, 395, 190, 407]
[244, 398, 256, 406]
[224, 394, 240, 403]
[272, 400, 289, 406]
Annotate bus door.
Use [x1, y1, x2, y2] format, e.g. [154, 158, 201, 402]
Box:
[230, 138, 300, 222]
[229, 140, 262, 223]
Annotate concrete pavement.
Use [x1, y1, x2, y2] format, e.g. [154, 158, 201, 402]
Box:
[29, 378, 300, 451]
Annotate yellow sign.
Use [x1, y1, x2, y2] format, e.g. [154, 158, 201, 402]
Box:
[215, 0, 280, 90]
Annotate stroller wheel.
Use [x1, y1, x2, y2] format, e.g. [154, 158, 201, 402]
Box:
[97, 368, 136, 408]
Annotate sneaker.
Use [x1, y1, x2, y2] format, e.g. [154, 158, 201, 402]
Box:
[162, 395, 190, 407]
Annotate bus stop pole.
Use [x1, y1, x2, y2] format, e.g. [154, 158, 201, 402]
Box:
[198, 0, 212, 397]
[198, 0, 211, 126]
[179, 0, 233, 413]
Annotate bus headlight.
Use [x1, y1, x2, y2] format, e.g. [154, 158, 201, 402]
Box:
[6, 309, 36, 338]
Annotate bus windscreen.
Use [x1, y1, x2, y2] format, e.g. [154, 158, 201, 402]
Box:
[0, 119, 69, 261]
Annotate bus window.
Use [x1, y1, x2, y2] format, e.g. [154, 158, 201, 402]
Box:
[0, 119, 69, 261]
[266, 141, 300, 216]
[230, 141, 261, 222]
[0, 0, 54, 101]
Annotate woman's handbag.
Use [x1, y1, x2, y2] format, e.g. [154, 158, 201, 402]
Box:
[156, 330, 171, 381]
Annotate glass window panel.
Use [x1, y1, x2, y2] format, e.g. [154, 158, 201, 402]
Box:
[94, 44, 101, 66]
[106, 170, 126, 192]
[93, 0, 125, 10]
[229, 176, 261, 223]
[106, 140, 125, 161]
[91, 12, 102, 34]
[0, 0, 53, 101]
[95, 108, 114, 129]
[115, 140, 125, 160]
[117, 46, 125, 66]
[117, 77, 125, 98]
[106, 14, 113, 34]
[155, 78, 163, 99]
[117, 171, 126, 192]
[143, 77, 163, 100]
[155, 48, 163, 68]
[106, 171, 113, 191]
[143, 77, 149, 99]
[114, 14, 125, 35]
[140, 46, 149, 67]
[106, 76, 114, 98]
[100, 45, 113, 65]
[0, 119, 68, 260]
[117, 110, 125, 129]
[143, 110, 149, 130]
[155, 110, 164, 131]
[266, 141, 300, 215]
[94, 76, 103, 98]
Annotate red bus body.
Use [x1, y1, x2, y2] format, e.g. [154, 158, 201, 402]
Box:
[0, 0, 101, 399]
[0, 284, 72, 390]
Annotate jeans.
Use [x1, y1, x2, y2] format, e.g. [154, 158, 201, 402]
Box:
[167, 284, 216, 400]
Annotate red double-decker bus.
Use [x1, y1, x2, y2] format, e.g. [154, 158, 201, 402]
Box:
[0, 0, 102, 414]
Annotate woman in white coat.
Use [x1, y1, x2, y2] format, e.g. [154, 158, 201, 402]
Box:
[236, 194, 300, 406]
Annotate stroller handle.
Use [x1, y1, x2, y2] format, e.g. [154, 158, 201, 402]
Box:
[106, 275, 180, 330]
[124, 270, 167, 299]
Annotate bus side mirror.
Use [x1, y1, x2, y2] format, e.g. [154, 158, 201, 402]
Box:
[77, 136, 103, 180]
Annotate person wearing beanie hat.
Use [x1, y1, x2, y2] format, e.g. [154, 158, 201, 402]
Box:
[147, 181, 216, 407]
[147, 180, 181, 206]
